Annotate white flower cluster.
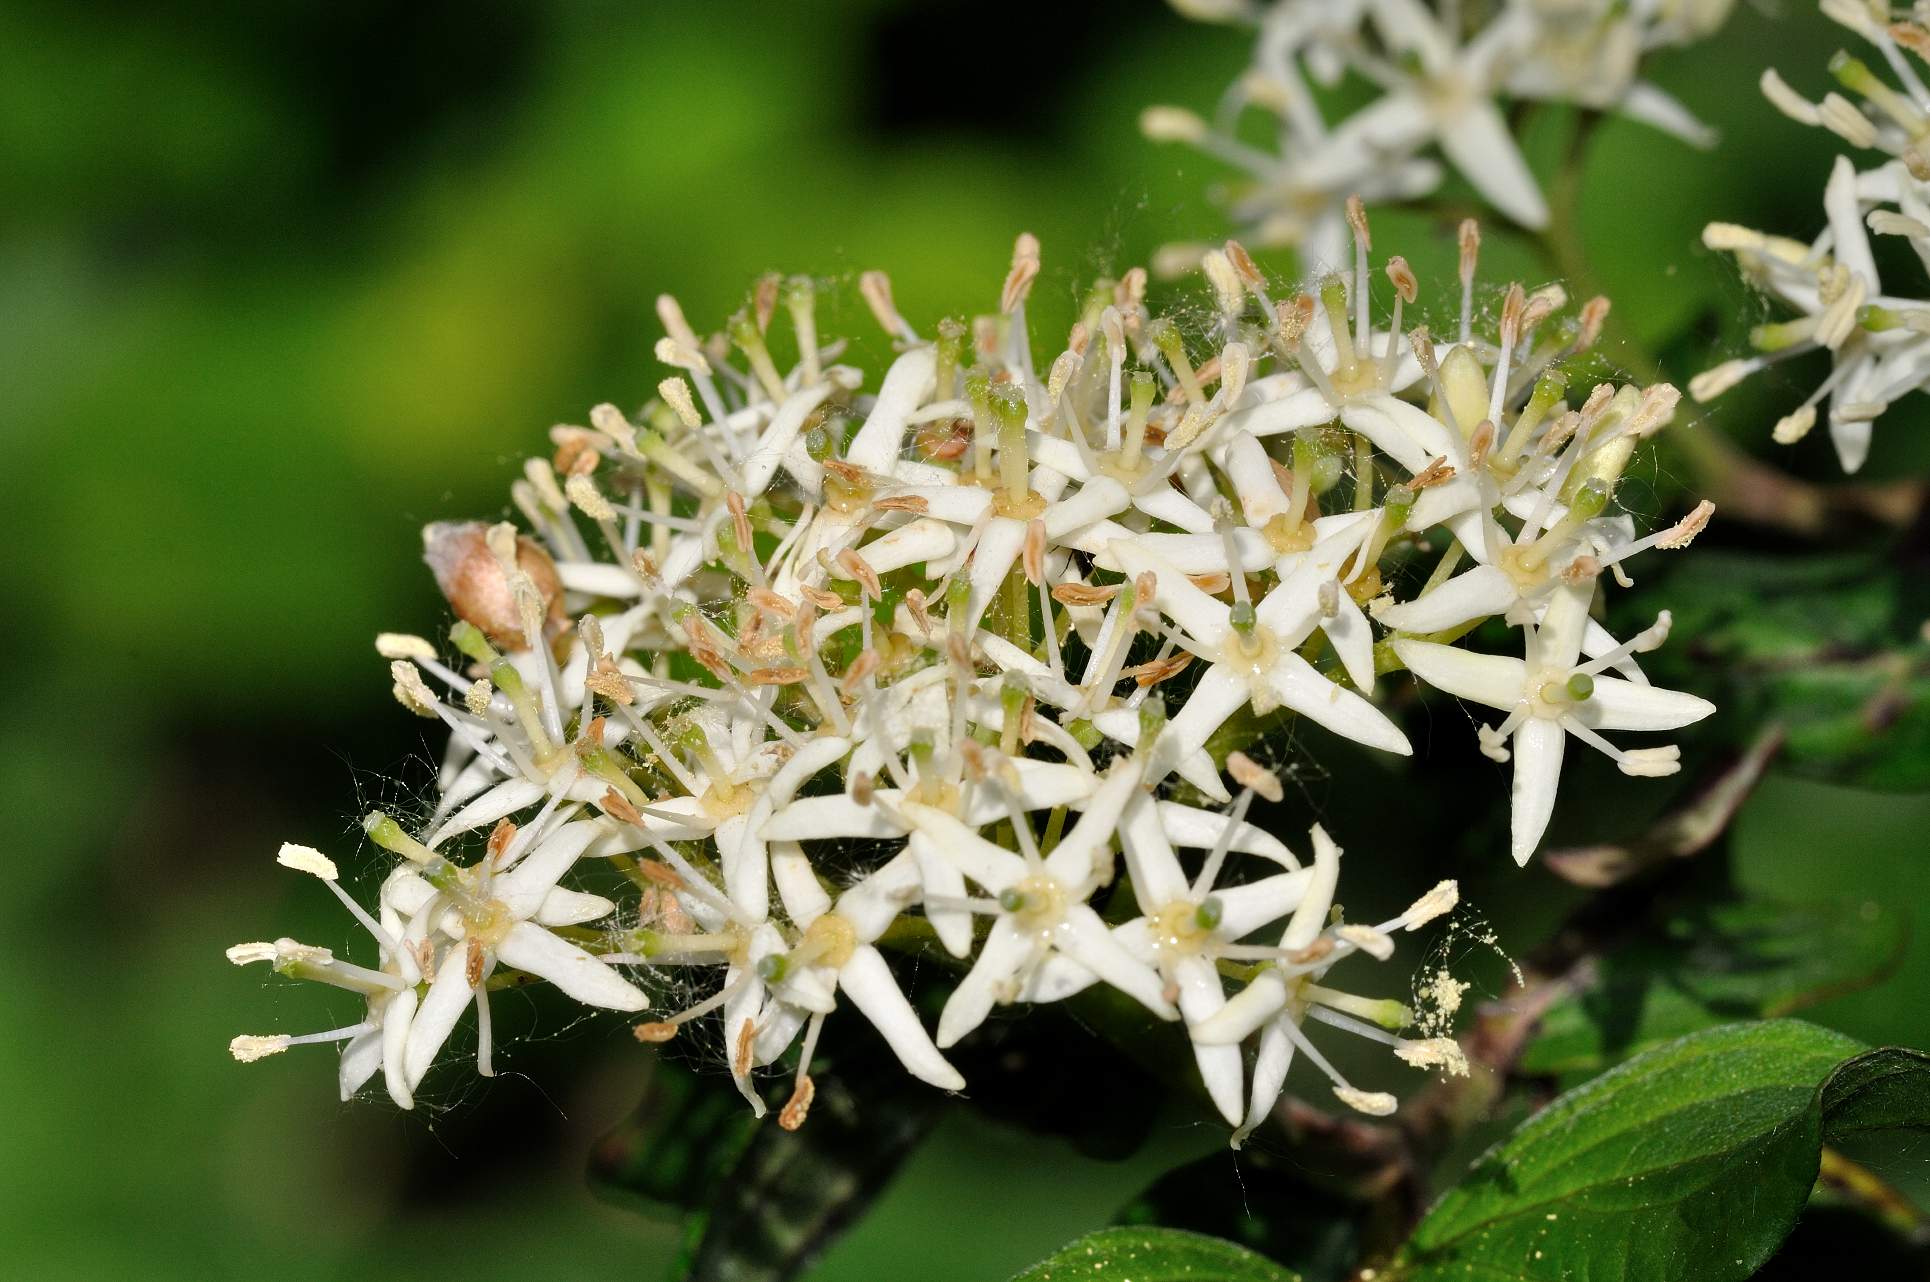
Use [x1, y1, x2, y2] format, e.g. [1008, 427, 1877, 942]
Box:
[229, 218, 1713, 1138]
[1694, 0, 1930, 472]
[1144, 0, 1730, 271]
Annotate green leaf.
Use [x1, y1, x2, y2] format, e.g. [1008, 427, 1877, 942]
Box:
[1520, 896, 1904, 1078]
[1397, 1020, 1862, 1282]
[1010, 1227, 1298, 1282]
[1820, 1045, 1930, 1142]
[1116, 1149, 1367, 1282]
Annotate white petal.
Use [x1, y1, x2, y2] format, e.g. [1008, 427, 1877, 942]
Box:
[1238, 1018, 1297, 1143]
[715, 814, 768, 924]
[1377, 565, 1516, 634]
[1109, 541, 1233, 650]
[857, 517, 957, 574]
[743, 382, 838, 497]
[836, 848, 924, 943]
[403, 959, 472, 1088]
[1254, 564, 1325, 643]
[1341, 397, 1458, 473]
[338, 1028, 383, 1102]
[909, 833, 974, 958]
[1438, 98, 1549, 229]
[964, 761, 1096, 820]
[1046, 476, 1131, 537]
[1535, 582, 1592, 673]
[1131, 484, 1219, 535]
[841, 945, 965, 1090]
[1156, 665, 1253, 780]
[892, 485, 994, 527]
[494, 820, 600, 921]
[1155, 801, 1296, 865]
[533, 887, 616, 927]
[1392, 639, 1525, 712]
[1043, 762, 1142, 886]
[1092, 708, 1232, 802]
[1057, 905, 1179, 1021]
[844, 347, 936, 475]
[1829, 411, 1875, 473]
[1218, 431, 1290, 525]
[771, 842, 833, 928]
[426, 779, 545, 850]
[1191, 969, 1288, 1044]
[382, 987, 418, 1110]
[938, 916, 1034, 1047]
[1216, 870, 1315, 939]
[1618, 81, 1716, 149]
[1016, 952, 1099, 1003]
[1321, 589, 1376, 693]
[1176, 954, 1244, 1126]
[1267, 651, 1411, 755]
[762, 794, 905, 843]
[961, 517, 1029, 634]
[1510, 716, 1567, 866]
[1826, 154, 1879, 290]
[1281, 824, 1341, 950]
[900, 802, 1030, 892]
[1579, 679, 1714, 733]
[1221, 385, 1341, 437]
[1119, 791, 1191, 910]
[496, 921, 647, 1011]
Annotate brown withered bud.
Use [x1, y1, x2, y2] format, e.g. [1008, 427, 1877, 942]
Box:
[421, 521, 563, 649]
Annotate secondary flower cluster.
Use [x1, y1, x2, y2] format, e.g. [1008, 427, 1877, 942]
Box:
[1144, 0, 1730, 271]
[229, 214, 1713, 1141]
[1693, 0, 1930, 472]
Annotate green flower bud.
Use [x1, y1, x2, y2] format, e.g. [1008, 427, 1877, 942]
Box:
[1569, 476, 1612, 522]
[449, 620, 497, 665]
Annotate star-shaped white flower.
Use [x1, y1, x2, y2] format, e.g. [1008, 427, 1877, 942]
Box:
[227, 843, 427, 1109]
[365, 816, 646, 1092]
[1189, 825, 1464, 1145]
[1392, 581, 1713, 863]
[1110, 541, 1411, 788]
[895, 761, 1182, 1047]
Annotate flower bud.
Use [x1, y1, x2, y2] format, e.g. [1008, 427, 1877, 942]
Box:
[421, 521, 563, 649]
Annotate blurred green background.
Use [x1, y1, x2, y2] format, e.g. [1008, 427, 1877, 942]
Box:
[3, 1, 1925, 1278]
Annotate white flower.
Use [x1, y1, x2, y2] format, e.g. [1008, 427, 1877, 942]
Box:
[1695, 157, 1930, 472]
[894, 760, 1182, 1046]
[1149, 0, 1726, 262]
[228, 844, 425, 1109]
[232, 232, 1716, 1137]
[1392, 581, 1714, 864]
[1189, 824, 1463, 1145]
[1016, 756, 1317, 1125]
[365, 815, 645, 1092]
[1110, 539, 1411, 787]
